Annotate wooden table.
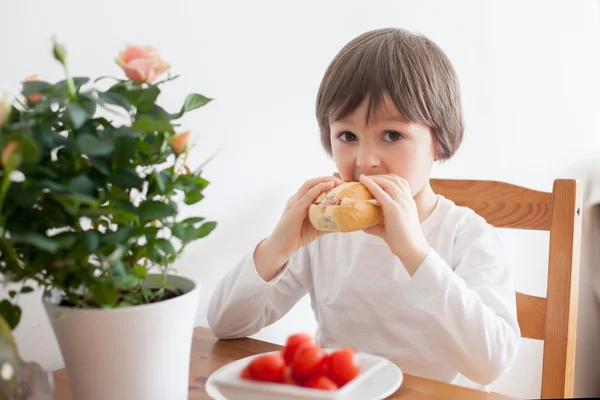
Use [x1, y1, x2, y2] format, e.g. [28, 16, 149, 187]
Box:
[52, 326, 516, 400]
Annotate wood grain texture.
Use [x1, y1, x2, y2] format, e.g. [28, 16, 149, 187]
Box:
[51, 327, 517, 400]
[431, 178, 583, 399]
[515, 293, 547, 340]
[541, 179, 582, 399]
[430, 179, 552, 230]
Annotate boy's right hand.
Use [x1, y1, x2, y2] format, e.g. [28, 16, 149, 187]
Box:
[254, 176, 342, 281]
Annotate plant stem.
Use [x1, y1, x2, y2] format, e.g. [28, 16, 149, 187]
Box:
[63, 65, 77, 101]
[0, 171, 12, 219]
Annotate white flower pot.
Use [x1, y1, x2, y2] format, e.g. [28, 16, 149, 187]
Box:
[43, 274, 201, 400]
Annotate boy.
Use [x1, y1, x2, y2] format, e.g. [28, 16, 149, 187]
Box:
[207, 27, 520, 391]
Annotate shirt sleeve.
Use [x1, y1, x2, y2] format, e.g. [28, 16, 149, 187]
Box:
[207, 240, 312, 340]
[402, 220, 521, 386]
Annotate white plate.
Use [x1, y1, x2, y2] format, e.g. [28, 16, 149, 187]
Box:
[205, 349, 403, 400]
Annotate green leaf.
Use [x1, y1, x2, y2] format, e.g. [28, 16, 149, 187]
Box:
[196, 221, 217, 239]
[125, 86, 160, 112]
[96, 92, 131, 109]
[132, 227, 160, 241]
[52, 232, 78, 249]
[77, 134, 115, 156]
[8, 291, 16, 299]
[154, 238, 176, 256]
[185, 191, 204, 205]
[22, 81, 53, 96]
[174, 93, 212, 118]
[92, 208, 138, 224]
[52, 192, 99, 206]
[89, 157, 112, 175]
[11, 232, 59, 253]
[154, 171, 166, 193]
[68, 174, 96, 196]
[0, 300, 22, 329]
[83, 232, 100, 252]
[115, 274, 138, 290]
[131, 115, 173, 134]
[79, 96, 97, 118]
[54, 77, 89, 96]
[20, 287, 34, 294]
[137, 140, 152, 155]
[67, 102, 89, 129]
[133, 265, 147, 279]
[138, 201, 177, 223]
[35, 179, 68, 192]
[110, 260, 126, 276]
[91, 281, 118, 307]
[182, 217, 205, 225]
[171, 224, 186, 240]
[102, 226, 135, 245]
[4, 132, 41, 163]
[110, 168, 143, 190]
[113, 136, 138, 167]
[113, 200, 137, 215]
[148, 104, 173, 121]
[172, 224, 197, 243]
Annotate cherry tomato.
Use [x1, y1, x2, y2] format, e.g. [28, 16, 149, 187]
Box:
[328, 348, 360, 386]
[304, 375, 338, 391]
[283, 333, 315, 365]
[247, 353, 285, 382]
[282, 365, 299, 385]
[318, 354, 330, 376]
[291, 344, 326, 382]
[240, 366, 251, 380]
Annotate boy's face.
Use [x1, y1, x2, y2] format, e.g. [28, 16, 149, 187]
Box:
[330, 93, 436, 197]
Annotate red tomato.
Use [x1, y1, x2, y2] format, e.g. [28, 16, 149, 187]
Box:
[282, 365, 299, 385]
[328, 348, 360, 386]
[247, 353, 285, 382]
[240, 366, 251, 380]
[291, 344, 326, 382]
[304, 375, 338, 391]
[283, 333, 315, 365]
[318, 354, 330, 376]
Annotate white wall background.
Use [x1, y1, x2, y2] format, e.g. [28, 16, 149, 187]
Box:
[2, 0, 600, 399]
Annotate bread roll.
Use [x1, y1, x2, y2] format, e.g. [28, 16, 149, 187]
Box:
[309, 182, 383, 232]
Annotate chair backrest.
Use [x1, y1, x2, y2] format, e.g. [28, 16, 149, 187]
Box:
[430, 178, 583, 399]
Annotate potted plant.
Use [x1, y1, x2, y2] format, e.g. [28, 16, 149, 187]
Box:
[0, 39, 217, 400]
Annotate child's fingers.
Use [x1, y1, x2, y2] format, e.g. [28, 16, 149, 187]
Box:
[359, 175, 394, 206]
[298, 180, 336, 209]
[377, 175, 410, 194]
[297, 176, 342, 198]
[362, 175, 400, 202]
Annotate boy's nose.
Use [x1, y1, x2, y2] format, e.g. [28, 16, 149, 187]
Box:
[356, 147, 381, 170]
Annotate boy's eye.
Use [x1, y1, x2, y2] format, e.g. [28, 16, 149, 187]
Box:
[338, 132, 358, 142]
[383, 131, 403, 142]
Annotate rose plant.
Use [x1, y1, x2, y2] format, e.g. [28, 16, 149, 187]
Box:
[0, 40, 217, 329]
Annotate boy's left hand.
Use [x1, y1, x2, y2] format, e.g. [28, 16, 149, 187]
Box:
[359, 174, 430, 275]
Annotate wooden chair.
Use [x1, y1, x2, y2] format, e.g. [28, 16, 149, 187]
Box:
[430, 178, 583, 399]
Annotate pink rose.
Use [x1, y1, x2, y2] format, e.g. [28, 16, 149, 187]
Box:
[25, 74, 44, 104]
[171, 130, 191, 154]
[0, 91, 11, 127]
[115, 45, 171, 83]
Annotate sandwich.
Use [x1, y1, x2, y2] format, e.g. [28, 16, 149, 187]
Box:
[308, 179, 384, 232]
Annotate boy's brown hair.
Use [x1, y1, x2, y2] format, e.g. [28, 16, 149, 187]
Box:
[316, 28, 464, 160]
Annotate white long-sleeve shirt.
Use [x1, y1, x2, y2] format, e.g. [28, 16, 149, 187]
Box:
[207, 194, 521, 390]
